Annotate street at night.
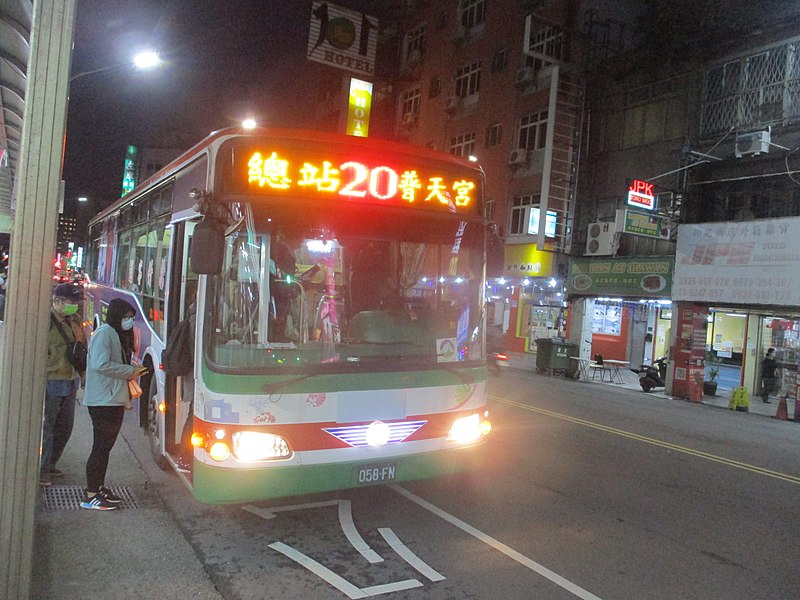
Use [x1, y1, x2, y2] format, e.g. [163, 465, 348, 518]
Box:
[34, 368, 799, 600]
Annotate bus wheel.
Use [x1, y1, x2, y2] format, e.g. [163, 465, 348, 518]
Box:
[146, 376, 169, 470]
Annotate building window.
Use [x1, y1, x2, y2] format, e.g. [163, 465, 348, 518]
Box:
[459, 0, 485, 30]
[455, 60, 481, 97]
[509, 194, 537, 235]
[491, 48, 508, 74]
[429, 76, 442, 98]
[524, 23, 563, 71]
[449, 132, 476, 158]
[486, 122, 502, 147]
[518, 111, 548, 150]
[509, 194, 557, 237]
[400, 87, 421, 120]
[404, 23, 426, 64]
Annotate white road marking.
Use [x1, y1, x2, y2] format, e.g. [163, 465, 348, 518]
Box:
[378, 527, 445, 582]
[270, 541, 423, 598]
[241, 500, 339, 520]
[361, 580, 424, 595]
[270, 541, 368, 599]
[390, 485, 603, 600]
[339, 500, 384, 564]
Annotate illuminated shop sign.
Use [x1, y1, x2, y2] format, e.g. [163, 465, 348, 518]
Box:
[346, 78, 372, 137]
[627, 179, 655, 210]
[245, 150, 478, 213]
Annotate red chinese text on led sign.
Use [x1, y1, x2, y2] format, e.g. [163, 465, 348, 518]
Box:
[247, 151, 475, 211]
[627, 179, 655, 210]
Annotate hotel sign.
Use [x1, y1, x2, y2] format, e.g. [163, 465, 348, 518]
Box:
[307, 2, 378, 77]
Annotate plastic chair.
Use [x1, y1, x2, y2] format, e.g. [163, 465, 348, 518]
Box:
[590, 354, 611, 382]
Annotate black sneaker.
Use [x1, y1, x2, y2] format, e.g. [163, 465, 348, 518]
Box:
[98, 486, 122, 504]
[49, 467, 64, 477]
[80, 493, 118, 511]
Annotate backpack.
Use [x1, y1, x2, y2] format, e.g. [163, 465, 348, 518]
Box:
[51, 314, 87, 372]
[162, 317, 194, 376]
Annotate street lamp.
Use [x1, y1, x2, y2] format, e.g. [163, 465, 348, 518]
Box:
[69, 49, 162, 83]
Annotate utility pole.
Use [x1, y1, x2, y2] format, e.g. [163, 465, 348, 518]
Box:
[0, 1, 77, 598]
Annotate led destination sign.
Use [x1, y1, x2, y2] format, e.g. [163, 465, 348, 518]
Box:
[244, 149, 479, 213]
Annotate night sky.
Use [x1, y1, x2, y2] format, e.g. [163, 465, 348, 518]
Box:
[62, 0, 373, 226]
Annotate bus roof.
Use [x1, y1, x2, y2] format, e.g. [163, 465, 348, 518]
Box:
[89, 127, 485, 226]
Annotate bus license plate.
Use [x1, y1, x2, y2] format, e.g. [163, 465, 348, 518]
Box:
[356, 463, 396, 485]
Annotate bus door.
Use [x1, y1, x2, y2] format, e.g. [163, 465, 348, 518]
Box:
[166, 220, 198, 452]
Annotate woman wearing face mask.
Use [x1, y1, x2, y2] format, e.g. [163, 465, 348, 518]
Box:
[41, 283, 88, 486]
[80, 298, 146, 510]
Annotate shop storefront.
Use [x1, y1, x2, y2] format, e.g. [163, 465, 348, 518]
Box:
[566, 256, 674, 367]
[488, 243, 566, 353]
[672, 217, 800, 401]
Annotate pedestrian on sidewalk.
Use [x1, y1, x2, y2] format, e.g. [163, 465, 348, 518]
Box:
[80, 298, 146, 510]
[760, 347, 780, 404]
[40, 283, 87, 486]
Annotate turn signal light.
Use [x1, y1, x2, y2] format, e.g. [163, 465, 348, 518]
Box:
[190, 432, 205, 447]
[158, 402, 166, 413]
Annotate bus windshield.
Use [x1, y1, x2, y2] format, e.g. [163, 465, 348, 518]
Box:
[205, 203, 485, 373]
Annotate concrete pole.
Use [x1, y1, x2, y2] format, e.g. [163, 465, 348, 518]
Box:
[0, 1, 76, 598]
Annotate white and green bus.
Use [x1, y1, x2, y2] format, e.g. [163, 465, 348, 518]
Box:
[85, 127, 491, 503]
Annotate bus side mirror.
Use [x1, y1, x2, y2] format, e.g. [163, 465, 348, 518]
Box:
[191, 218, 226, 274]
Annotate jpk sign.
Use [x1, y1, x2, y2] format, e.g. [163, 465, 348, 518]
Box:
[627, 179, 655, 210]
[308, 2, 378, 76]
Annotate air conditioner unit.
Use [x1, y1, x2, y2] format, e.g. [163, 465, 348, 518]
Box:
[508, 148, 529, 166]
[537, 65, 555, 88]
[515, 67, 535, 87]
[585, 221, 616, 256]
[735, 130, 770, 158]
[444, 95, 462, 112]
[401, 111, 416, 125]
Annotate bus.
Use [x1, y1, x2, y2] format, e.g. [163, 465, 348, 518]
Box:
[85, 127, 491, 503]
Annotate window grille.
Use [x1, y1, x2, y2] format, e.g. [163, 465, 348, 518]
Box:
[524, 23, 563, 71]
[701, 41, 800, 134]
[459, 0, 485, 30]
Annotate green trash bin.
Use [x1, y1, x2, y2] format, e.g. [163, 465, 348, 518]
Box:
[535, 338, 578, 374]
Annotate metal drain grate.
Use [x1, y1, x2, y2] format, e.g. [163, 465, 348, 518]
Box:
[41, 485, 140, 511]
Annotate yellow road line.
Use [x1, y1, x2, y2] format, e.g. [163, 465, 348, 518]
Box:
[490, 395, 800, 485]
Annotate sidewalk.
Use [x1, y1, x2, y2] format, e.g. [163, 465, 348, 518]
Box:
[502, 350, 797, 420]
[0, 321, 221, 599]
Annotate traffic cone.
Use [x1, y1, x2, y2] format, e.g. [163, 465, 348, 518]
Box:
[774, 395, 789, 420]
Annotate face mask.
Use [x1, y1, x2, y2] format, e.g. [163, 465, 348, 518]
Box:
[62, 303, 79, 316]
[121, 317, 135, 331]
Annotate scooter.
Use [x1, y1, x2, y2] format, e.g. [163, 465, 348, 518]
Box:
[634, 356, 667, 392]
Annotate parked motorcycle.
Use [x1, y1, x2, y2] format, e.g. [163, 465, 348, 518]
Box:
[633, 356, 668, 392]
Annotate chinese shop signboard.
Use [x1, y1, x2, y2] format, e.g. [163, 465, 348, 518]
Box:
[673, 217, 800, 305]
[567, 257, 673, 297]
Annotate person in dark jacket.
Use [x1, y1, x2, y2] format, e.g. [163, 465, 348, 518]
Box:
[80, 298, 146, 510]
[40, 283, 87, 486]
[760, 347, 780, 403]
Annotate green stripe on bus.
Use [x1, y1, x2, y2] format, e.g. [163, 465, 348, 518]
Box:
[201, 364, 488, 394]
[191, 445, 486, 504]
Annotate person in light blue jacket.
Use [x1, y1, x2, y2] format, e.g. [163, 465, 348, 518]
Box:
[80, 298, 146, 510]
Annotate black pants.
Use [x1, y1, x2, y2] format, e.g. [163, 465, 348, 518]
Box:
[86, 406, 125, 493]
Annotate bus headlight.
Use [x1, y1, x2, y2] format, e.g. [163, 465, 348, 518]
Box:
[447, 412, 490, 444]
[232, 431, 292, 462]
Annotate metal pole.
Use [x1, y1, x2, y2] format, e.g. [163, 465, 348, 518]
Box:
[0, 1, 76, 598]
